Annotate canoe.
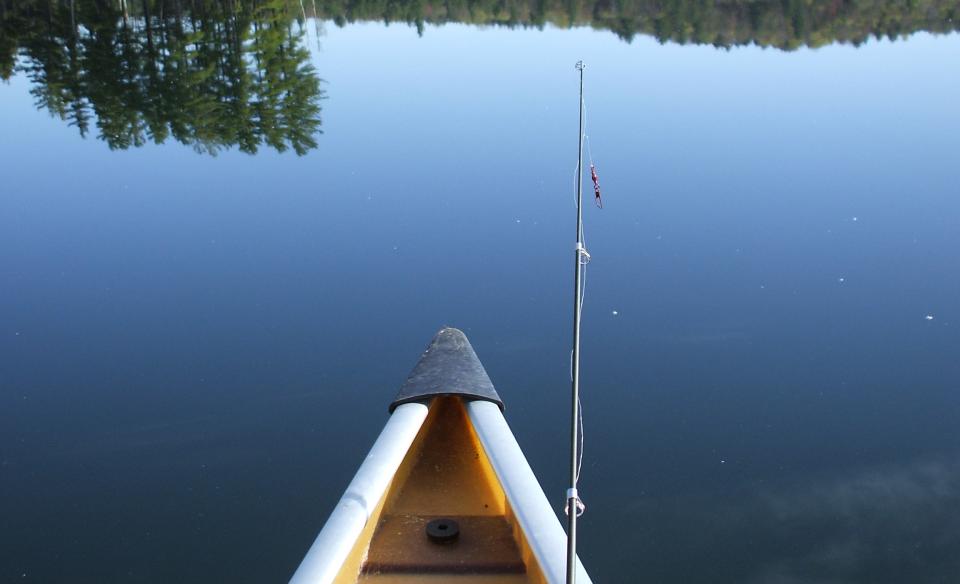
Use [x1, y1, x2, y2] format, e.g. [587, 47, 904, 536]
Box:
[290, 327, 593, 584]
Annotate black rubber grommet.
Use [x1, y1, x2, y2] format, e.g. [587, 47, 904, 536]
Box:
[425, 518, 460, 543]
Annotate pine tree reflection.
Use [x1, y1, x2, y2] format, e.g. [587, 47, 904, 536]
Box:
[3, 0, 323, 155]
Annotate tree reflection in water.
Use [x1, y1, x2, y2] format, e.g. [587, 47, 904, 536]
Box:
[2, 0, 958, 155]
[2, 0, 323, 155]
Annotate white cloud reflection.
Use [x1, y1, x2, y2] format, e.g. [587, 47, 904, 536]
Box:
[744, 458, 960, 583]
[621, 456, 960, 583]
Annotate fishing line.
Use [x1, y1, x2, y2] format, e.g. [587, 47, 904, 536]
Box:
[576, 94, 591, 489]
[567, 69, 591, 523]
[566, 60, 599, 584]
[584, 98, 595, 168]
[570, 257, 587, 488]
[573, 96, 595, 210]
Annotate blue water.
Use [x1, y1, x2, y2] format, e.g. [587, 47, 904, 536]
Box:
[2, 18, 959, 583]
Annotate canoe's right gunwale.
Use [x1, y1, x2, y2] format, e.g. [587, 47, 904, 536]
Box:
[467, 400, 592, 584]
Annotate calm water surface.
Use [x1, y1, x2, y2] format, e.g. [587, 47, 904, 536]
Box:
[2, 2, 959, 582]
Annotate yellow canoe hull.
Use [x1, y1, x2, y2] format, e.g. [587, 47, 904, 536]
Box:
[291, 328, 591, 584]
[340, 397, 546, 584]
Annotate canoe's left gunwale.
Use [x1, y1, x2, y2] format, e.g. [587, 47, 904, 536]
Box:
[289, 402, 429, 584]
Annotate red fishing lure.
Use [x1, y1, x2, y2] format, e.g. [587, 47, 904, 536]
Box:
[590, 164, 602, 208]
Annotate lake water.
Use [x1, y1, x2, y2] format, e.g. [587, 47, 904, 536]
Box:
[2, 1, 959, 582]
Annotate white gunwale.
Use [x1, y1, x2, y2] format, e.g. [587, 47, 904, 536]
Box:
[467, 400, 592, 584]
[289, 402, 429, 584]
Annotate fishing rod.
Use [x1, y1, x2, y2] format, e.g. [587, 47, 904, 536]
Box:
[566, 59, 587, 584]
